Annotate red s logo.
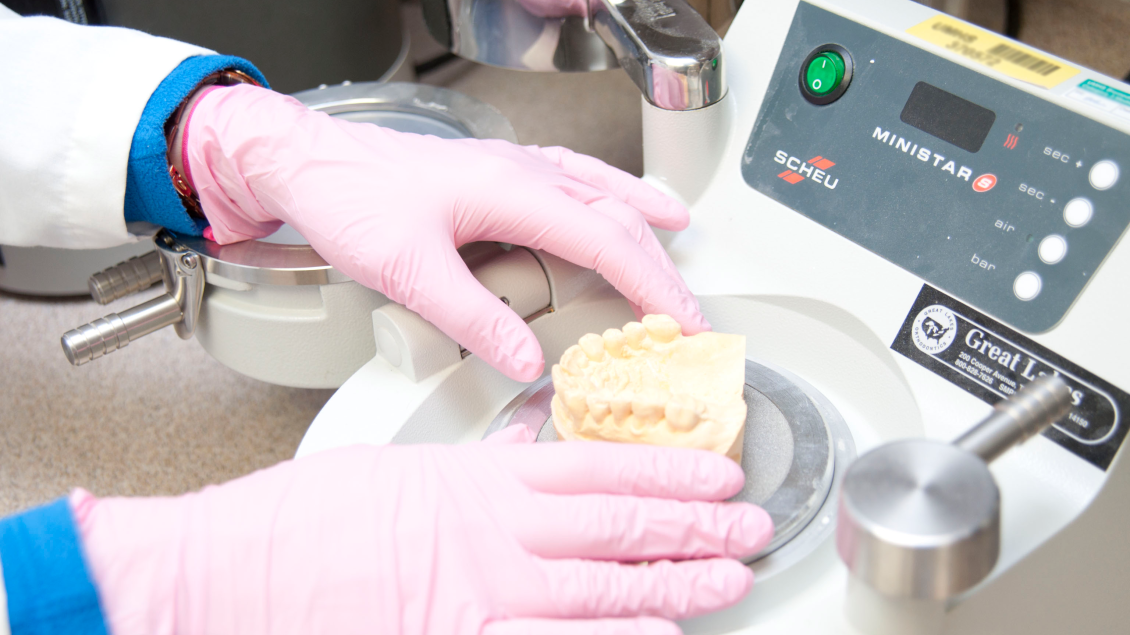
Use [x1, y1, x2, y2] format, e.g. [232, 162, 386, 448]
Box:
[973, 174, 997, 192]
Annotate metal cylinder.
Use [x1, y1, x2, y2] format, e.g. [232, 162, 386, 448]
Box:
[837, 439, 1001, 600]
[88, 251, 164, 305]
[954, 375, 1074, 463]
[61, 294, 183, 365]
[836, 374, 1075, 604]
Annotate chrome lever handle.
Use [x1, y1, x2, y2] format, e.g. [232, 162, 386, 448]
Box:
[61, 232, 206, 366]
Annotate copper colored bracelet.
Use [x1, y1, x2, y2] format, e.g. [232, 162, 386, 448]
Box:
[164, 69, 261, 218]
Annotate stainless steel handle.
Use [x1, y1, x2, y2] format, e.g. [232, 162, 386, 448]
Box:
[61, 294, 183, 365]
[88, 251, 164, 305]
[426, 0, 725, 111]
[592, 0, 725, 110]
[61, 233, 206, 366]
[954, 375, 1074, 463]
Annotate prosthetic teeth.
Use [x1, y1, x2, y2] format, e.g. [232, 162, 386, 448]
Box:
[602, 328, 627, 358]
[665, 395, 701, 431]
[624, 321, 647, 348]
[579, 333, 606, 361]
[550, 315, 748, 462]
[610, 395, 633, 422]
[643, 313, 681, 343]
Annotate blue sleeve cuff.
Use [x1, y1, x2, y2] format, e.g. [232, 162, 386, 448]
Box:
[124, 55, 269, 236]
[0, 499, 108, 635]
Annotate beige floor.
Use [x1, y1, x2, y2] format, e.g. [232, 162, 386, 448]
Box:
[3, 0, 1130, 516]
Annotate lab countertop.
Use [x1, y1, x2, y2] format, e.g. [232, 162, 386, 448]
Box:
[0, 287, 334, 515]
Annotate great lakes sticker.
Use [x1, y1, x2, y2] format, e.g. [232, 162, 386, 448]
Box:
[892, 286, 1129, 470]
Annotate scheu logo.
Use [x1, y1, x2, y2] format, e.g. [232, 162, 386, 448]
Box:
[773, 151, 840, 189]
[912, 305, 958, 355]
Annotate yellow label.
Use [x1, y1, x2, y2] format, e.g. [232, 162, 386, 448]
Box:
[906, 15, 1078, 88]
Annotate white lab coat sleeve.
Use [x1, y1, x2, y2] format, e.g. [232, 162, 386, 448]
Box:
[0, 10, 214, 248]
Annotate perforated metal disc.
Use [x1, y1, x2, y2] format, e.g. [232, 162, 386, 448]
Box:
[483, 359, 856, 576]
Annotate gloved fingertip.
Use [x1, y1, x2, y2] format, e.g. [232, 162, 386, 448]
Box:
[654, 206, 690, 232]
[690, 559, 755, 612]
[729, 560, 756, 596]
[708, 558, 755, 599]
[733, 505, 775, 559]
[642, 210, 689, 233]
[628, 301, 646, 321]
[501, 354, 545, 383]
[203, 226, 216, 242]
[690, 304, 712, 332]
[716, 456, 747, 497]
[678, 313, 712, 336]
[697, 314, 713, 332]
[482, 322, 544, 381]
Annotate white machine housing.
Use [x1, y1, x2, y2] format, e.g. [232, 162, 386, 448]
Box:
[300, 1, 1130, 633]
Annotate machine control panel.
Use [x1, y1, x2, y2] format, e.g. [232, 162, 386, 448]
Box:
[743, 2, 1130, 333]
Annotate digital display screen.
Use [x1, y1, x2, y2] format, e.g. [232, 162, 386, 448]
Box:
[900, 82, 997, 153]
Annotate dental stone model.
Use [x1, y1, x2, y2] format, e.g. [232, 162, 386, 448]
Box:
[551, 314, 748, 462]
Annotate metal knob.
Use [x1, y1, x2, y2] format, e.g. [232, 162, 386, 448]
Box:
[837, 439, 1000, 600]
[837, 375, 1072, 601]
[88, 250, 164, 305]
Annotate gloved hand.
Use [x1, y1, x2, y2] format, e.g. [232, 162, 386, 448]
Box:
[180, 84, 707, 382]
[73, 437, 773, 635]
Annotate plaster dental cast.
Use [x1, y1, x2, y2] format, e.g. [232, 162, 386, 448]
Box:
[0, 6, 773, 635]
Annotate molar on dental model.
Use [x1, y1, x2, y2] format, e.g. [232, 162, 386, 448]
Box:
[550, 314, 748, 462]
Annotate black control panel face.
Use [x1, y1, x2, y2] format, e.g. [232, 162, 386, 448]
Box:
[742, 2, 1130, 333]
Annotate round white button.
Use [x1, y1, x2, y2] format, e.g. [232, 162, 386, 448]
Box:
[1014, 271, 1042, 301]
[1063, 197, 1093, 227]
[1089, 160, 1120, 190]
[1038, 234, 1068, 264]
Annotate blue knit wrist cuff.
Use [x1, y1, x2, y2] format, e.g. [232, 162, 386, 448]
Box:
[0, 499, 108, 635]
[123, 55, 269, 236]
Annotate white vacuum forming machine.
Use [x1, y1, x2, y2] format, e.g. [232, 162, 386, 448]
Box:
[61, 0, 1130, 632]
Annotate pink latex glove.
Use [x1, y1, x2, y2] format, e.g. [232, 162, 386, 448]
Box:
[73, 435, 774, 635]
[181, 84, 708, 382]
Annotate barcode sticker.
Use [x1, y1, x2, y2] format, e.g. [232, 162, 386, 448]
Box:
[907, 15, 1078, 88]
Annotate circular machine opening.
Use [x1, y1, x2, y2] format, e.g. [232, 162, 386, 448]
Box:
[330, 108, 473, 139]
[483, 359, 857, 581]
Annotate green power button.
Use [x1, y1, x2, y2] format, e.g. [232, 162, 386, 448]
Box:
[805, 52, 845, 95]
